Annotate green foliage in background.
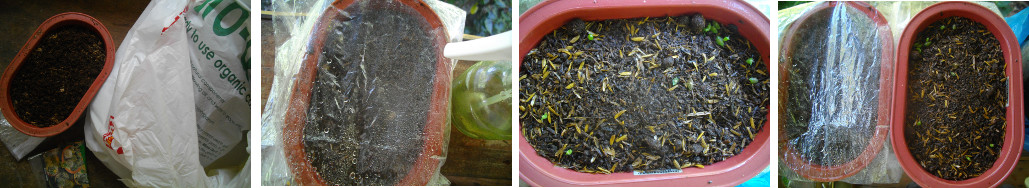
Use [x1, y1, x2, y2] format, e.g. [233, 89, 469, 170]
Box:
[445, 0, 512, 36]
[995, 1, 1013, 15]
[778, 1, 810, 10]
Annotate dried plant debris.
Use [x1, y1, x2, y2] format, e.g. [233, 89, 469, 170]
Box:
[519, 15, 769, 173]
[12, 26, 105, 127]
[302, 2, 437, 185]
[905, 17, 1005, 181]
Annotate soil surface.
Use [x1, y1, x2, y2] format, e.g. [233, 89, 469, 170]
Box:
[11, 26, 104, 127]
[520, 15, 769, 173]
[301, 1, 440, 185]
[781, 6, 882, 167]
[905, 17, 1006, 181]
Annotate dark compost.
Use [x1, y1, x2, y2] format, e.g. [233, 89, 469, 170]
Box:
[11, 26, 105, 127]
[905, 17, 1006, 181]
[520, 15, 769, 173]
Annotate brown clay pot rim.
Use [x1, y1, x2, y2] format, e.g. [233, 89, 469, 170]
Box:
[892, 2, 1024, 187]
[777, 1, 894, 182]
[281, 0, 450, 186]
[517, 0, 770, 186]
[0, 12, 116, 137]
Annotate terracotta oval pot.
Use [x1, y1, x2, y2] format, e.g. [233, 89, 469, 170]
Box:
[777, 1, 894, 182]
[0, 12, 116, 137]
[518, 0, 770, 186]
[892, 2, 1024, 187]
[281, 0, 450, 185]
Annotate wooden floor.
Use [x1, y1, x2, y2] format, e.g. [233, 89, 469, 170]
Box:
[1000, 151, 1029, 187]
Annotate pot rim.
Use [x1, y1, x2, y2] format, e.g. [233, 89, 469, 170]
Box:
[281, 0, 451, 185]
[776, 1, 895, 182]
[517, 0, 770, 186]
[892, 2, 1024, 187]
[0, 12, 116, 137]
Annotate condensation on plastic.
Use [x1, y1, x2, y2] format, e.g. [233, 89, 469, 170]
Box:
[261, 0, 463, 186]
[777, 2, 899, 184]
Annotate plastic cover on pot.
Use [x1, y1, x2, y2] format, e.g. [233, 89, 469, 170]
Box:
[777, 1, 902, 184]
[260, 0, 464, 186]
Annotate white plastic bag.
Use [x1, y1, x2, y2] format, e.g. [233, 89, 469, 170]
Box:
[184, 0, 252, 166]
[82, 0, 208, 187]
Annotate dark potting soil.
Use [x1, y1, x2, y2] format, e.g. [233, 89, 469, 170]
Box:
[11, 26, 104, 127]
[520, 15, 769, 173]
[905, 17, 1005, 181]
[781, 6, 881, 167]
[301, 1, 439, 185]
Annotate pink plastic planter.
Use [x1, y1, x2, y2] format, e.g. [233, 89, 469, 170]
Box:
[1, 12, 116, 137]
[892, 2, 1024, 187]
[777, 1, 894, 182]
[518, 0, 770, 186]
[282, 0, 450, 185]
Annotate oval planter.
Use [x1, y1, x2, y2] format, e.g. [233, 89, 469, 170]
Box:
[0, 12, 115, 137]
[892, 2, 1024, 187]
[518, 0, 770, 186]
[893, 1, 1020, 186]
[281, 0, 450, 185]
[777, 1, 894, 182]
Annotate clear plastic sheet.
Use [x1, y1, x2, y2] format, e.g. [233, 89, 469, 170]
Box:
[777, 2, 899, 184]
[0, 108, 44, 160]
[261, 0, 463, 186]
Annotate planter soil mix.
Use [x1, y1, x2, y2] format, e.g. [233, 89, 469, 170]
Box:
[300, 3, 439, 185]
[904, 16, 1005, 181]
[520, 14, 769, 173]
[11, 26, 104, 127]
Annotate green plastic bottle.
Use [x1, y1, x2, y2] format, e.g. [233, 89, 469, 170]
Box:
[451, 60, 512, 140]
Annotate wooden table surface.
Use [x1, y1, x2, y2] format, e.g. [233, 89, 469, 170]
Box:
[260, 17, 513, 186]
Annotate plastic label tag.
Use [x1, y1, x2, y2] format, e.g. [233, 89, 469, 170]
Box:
[633, 169, 682, 175]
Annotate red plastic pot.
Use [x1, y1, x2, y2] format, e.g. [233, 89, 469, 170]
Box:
[518, 0, 769, 186]
[892, 2, 1024, 187]
[777, 1, 894, 182]
[281, 0, 450, 185]
[0, 12, 115, 137]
